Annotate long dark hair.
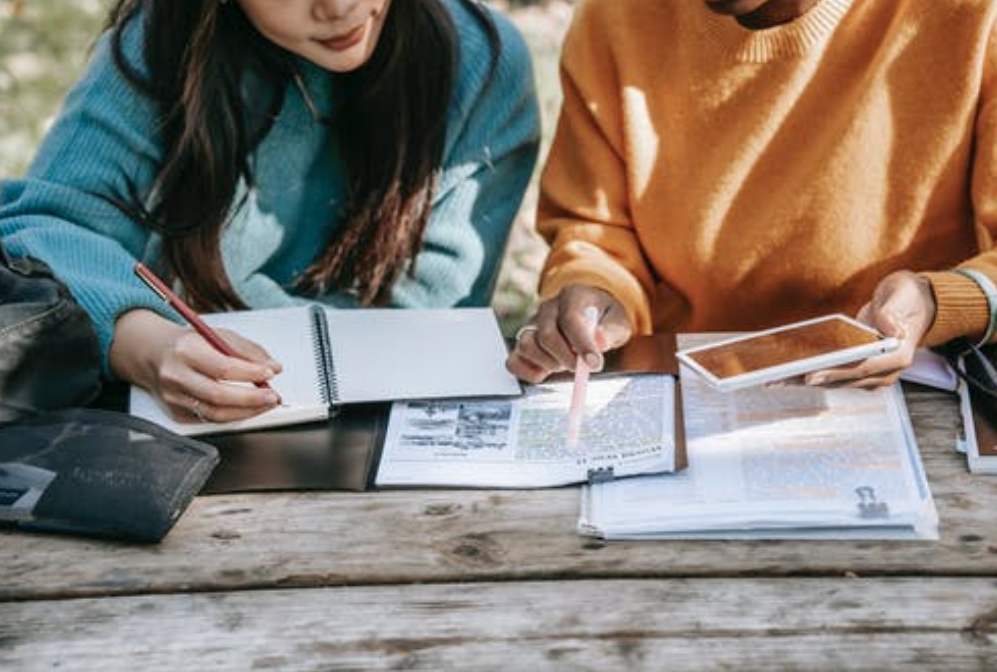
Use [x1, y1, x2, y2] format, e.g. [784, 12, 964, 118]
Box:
[105, 0, 497, 309]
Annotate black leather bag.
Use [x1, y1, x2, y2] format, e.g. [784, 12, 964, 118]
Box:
[0, 241, 101, 421]
[0, 408, 219, 542]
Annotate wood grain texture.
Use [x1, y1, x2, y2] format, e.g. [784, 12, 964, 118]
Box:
[2, 578, 995, 671]
[1, 388, 995, 602]
[2, 386, 996, 670]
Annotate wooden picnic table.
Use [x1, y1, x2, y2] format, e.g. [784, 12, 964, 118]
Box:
[1, 383, 995, 671]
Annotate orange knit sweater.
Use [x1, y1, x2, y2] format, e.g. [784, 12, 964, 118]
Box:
[538, 0, 997, 345]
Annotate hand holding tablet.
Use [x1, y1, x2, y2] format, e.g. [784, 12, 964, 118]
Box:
[677, 314, 901, 392]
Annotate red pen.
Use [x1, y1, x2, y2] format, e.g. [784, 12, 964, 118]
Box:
[133, 262, 278, 395]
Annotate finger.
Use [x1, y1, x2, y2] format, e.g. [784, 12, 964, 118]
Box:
[506, 300, 572, 381]
[805, 359, 905, 387]
[189, 371, 282, 409]
[506, 349, 558, 384]
[557, 308, 603, 370]
[867, 309, 908, 340]
[764, 374, 807, 388]
[167, 395, 278, 424]
[184, 397, 279, 424]
[836, 371, 903, 389]
[809, 369, 903, 389]
[217, 328, 283, 373]
[520, 299, 574, 371]
[514, 327, 566, 376]
[159, 358, 280, 416]
[533, 322, 578, 372]
[557, 287, 631, 370]
[598, 300, 633, 350]
[856, 302, 873, 326]
[174, 330, 279, 384]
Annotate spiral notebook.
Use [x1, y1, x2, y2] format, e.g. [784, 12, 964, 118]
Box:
[129, 305, 521, 436]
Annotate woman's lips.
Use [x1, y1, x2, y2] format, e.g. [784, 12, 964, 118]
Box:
[316, 23, 368, 52]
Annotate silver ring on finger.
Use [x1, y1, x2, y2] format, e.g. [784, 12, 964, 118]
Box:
[190, 397, 207, 422]
[515, 324, 539, 344]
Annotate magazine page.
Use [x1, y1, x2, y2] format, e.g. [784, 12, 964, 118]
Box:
[376, 374, 676, 488]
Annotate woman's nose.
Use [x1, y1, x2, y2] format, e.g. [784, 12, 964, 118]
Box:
[312, 0, 363, 22]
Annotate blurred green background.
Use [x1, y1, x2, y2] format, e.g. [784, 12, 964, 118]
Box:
[0, 0, 575, 332]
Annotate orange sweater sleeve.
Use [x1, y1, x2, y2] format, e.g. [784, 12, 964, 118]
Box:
[535, 2, 656, 334]
[922, 18, 997, 346]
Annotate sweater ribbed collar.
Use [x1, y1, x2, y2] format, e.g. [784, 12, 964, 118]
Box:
[700, 0, 856, 62]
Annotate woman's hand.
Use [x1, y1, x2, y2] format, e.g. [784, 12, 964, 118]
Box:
[110, 309, 282, 423]
[506, 284, 633, 383]
[805, 271, 937, 388]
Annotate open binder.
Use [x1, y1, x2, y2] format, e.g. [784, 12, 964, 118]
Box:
[199, 334, 687, 492]
[130, 305, 521, 437]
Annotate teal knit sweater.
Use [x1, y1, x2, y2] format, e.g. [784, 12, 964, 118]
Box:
[0, 0, 540, 372]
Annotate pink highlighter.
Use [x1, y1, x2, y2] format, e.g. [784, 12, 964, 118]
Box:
[566, 306, 600, 449]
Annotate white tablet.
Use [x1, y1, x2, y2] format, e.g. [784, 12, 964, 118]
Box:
[677, 314, 901, 392]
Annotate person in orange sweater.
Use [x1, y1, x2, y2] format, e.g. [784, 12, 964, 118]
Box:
[507, 0, 997, 387]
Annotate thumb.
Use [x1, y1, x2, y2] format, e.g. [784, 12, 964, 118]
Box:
[597, 302, 633, 351]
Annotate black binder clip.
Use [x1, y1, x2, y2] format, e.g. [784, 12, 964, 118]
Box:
[587, 466, 615, 484]
[855, 485, 889, 519]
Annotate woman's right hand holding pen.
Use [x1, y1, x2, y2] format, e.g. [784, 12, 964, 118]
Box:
[110, 309, 282, 423]
[506, 284, 632, 383]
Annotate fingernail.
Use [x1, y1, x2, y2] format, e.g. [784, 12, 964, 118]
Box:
[806, 373, 826, 386]
[264, 392, 280, 404]
[585, 353, 601, 369]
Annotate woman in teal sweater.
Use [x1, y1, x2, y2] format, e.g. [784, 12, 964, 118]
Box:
[0, 0, 539, 423]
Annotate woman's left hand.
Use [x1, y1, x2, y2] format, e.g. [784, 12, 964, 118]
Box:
[804, 270, 937, 388]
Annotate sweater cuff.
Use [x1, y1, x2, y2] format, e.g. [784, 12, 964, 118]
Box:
[919, 270, 992, 346]
[539, 262, 653, 335]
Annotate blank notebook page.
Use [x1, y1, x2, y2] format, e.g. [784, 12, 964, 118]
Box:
[204, 307, 323, 407]
[324, 307, 521, 403]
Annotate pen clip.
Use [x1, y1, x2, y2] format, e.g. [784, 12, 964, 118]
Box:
[134, 263, 169, 301]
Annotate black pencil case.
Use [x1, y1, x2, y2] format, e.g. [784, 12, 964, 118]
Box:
[0, 408, 218, 542]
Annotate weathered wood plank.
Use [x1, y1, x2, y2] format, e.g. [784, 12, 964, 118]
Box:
[2, 389, 995, 601]
[1, 578, 995, 671]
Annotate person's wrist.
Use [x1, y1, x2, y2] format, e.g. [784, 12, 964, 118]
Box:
[951, 268, 997, 347]
[912, 272, 938, 341]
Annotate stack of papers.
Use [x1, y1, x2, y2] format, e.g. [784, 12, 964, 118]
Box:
[580, 336, 938, 540]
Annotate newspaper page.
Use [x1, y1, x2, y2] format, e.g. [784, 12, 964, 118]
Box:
[375, 374, 676, 488]
[580, 336, 937, 539]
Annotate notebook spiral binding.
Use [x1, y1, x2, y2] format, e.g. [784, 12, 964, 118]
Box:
[309, 305, 338, 406]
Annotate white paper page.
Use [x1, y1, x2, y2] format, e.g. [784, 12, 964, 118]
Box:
[580, 340, 935, 538]
[324, 308, 521, 403]
[900, 348, 958, 391]
[579, 486, 938, 540]
[128, 307, 328, 436]
[376, 374, 676, 488]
